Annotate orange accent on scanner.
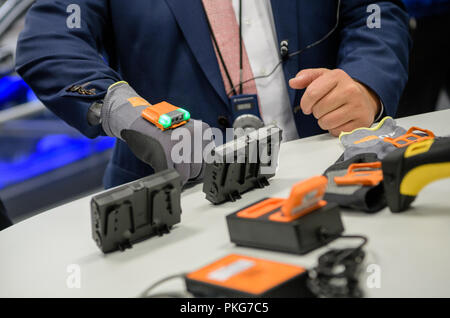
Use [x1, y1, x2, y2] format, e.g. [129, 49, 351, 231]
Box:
[354, 135, 379, 144]
[128, 97, 150, 107]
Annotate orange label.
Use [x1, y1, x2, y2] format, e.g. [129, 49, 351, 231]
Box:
[354, 135, 379, 144]
[128, 97, 150, 107]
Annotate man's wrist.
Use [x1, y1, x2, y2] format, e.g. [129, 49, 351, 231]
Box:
[355, 80, 382, 122]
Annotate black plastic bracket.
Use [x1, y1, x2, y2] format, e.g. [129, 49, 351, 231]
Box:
[203, 125, 282, 204]
[90, 169, 182, 253]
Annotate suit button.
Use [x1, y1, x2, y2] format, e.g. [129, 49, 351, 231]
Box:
[217, 116, 231, 129]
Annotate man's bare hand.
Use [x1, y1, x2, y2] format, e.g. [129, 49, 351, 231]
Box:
[289, 68, 381, 137]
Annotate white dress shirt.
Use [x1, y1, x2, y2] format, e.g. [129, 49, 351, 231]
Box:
[231, 0, 299, 141]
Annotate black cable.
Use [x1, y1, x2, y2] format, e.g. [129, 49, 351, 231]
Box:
[138, 237, 367, 299]
[287, 0, 342, 59]
[227, 0, 342, 96]
[139, 273, 190, 298]
[139, 232, 367, 299]
[307, 232, 368, 298]
[227, 60, 284, 96]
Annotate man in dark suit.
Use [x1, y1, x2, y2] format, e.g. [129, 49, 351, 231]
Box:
[15, 0, 410, 188]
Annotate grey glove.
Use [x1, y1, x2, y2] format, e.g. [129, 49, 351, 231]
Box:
[339, 117, 407, 161]
[101, 81, 212, 185]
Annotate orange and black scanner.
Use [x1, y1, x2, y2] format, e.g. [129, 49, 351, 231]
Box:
[226, 176, 344, 254]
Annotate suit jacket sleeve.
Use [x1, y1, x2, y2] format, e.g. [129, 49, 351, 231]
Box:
[337, 0, 411, 117]
[15, 0, 122, 138]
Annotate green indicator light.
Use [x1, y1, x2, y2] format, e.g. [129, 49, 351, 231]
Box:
[178, 108, 191, 121]
[158, 114, 172, 128]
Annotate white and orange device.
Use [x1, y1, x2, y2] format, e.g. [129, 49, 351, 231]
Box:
[184, 254, 311, 298]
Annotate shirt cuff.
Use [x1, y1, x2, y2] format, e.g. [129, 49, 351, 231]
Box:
[374, 100, 385, 122]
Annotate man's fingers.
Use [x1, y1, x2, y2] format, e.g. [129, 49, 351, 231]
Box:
[317, 103, 355, 131]
[302, 72, 340, 115]
[288, 68, 329, 90]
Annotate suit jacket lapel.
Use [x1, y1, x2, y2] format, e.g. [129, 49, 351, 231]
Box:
[165, 0, 229, 106]
[270, 0, 300, 107]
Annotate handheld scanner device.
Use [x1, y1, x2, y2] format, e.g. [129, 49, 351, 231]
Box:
[382, 137, 450, 212]
[141, 101, 190, 131]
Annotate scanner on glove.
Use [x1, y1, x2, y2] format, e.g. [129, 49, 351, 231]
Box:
[100, 81, 211, 185]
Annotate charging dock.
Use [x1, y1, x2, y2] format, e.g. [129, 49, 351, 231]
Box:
[226, 176, 344, 254]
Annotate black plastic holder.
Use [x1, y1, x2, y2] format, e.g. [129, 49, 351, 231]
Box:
[91, 169, 182, 253]
[226, 201, 344, 255]
[203, 125, 282, 204]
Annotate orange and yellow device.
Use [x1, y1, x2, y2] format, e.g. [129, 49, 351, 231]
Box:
[383, 136, 450, 212]
[141, 101, 191, 131]
[185, 254, 312, 298]
[226, 176, 344, 254]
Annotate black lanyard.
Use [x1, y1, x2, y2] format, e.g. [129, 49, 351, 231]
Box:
[202, 0, 244, 96]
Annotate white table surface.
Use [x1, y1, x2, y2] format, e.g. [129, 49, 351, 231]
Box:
[1, 110, 450, 298]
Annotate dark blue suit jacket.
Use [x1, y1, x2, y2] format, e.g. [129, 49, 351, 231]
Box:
[15, 0, 410, 188]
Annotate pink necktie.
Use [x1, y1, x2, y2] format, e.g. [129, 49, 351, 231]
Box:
[202, 0, 258, 97]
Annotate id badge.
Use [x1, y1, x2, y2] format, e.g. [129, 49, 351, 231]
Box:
[229, 94, 261, 120]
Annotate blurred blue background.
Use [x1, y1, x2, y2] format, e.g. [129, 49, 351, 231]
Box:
[0, 0, 115, 224]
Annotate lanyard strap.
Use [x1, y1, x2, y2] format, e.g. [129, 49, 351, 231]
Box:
[238, 0, 243, 94]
